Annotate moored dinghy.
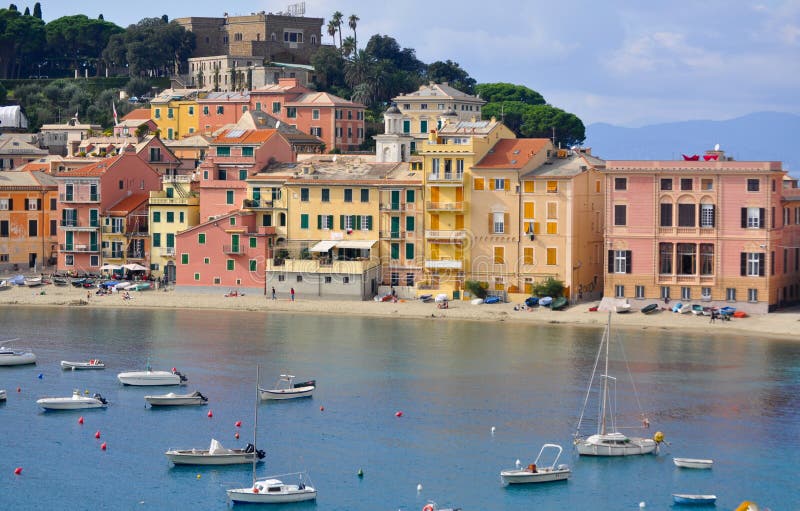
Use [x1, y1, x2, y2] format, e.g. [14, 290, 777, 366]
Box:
[673, 494, 717, 505]
[61, 359, 105, 370]
[259, 374, 315, 400]
[0, 389, 6, 401]
[37, 390, 108, 410]
[145, 391, 208, 406]
[165, 438, 264, 465]
[0, 343, 36, 366]
[673, 457, 714, 469]
[500, 443, 571, 484]
[641, 303, 659, 314]
[118, 361, 187, 386]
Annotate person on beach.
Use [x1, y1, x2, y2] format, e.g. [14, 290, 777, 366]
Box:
[272, 287, 276, 300]
[290, 288, 295, 301]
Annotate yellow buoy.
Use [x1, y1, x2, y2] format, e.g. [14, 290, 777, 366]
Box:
[653, 431, 664, 443]
[196, 474, 202, 479]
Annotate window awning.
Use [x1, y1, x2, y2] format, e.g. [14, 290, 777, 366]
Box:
[309, 240, 338, 252]
[336, 240, 377, 250]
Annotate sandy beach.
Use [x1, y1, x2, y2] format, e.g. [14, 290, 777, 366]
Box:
[1, 283, 799, 340]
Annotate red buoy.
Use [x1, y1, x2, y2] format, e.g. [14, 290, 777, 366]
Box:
[100, 442, 107, 451]
[235, 421, 242, 428]
[95, 431, 101, 439]
[320, 406, 324, 411]
[252, 487, 259, 494]
[235, 432, 240, 439]
[78, 416, 84, 425]
[395, 411, 403, 417]
[207, 410, 213, 418]
[14, 467, 22, 475]
[16, 387, 21, 392]
[172, 367, 177, 372]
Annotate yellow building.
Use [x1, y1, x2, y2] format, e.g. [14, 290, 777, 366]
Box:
[418, 117, 514, 298]
[150, 89, 205, 140]
[471, 144, 606, 301]
[149, 175, 201, 282]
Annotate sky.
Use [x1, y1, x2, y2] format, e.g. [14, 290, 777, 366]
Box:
[28, 0, 800, 127]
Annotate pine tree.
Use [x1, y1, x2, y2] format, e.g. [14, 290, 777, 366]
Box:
[33, 2, 42, 18]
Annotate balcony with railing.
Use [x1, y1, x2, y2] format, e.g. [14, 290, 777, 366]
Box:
[424, 230, 468, 240]
[427, 172, 464, 183]
[60, 219, 99, 231]
[242, 198, 275, 210]
[102, 250, 125, 259]
[426, 201, 464, 211]
[126, 249, 147, 260]
[424, 259, 463, 270]
[380, 202, 408, 211]
[267, 258, 379, 274]
[150, 196, 199, 206]
[59, 193, 99, 203]
[223, 245, 244, 255]
[60, 244, 99, 253]
[162, 175, 193, 183]
[163, 247, 176, 257]
[379, 230, 405, 240]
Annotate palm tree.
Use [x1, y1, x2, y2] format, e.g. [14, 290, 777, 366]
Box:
[348, 14, 359, 51]
[326, 20, 337, 46]
[332, 11, 344, 49]
[341, 36, 355, 59]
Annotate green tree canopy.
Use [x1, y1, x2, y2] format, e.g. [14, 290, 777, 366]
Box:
[474, 82, 545, 105]
[427, 60, 476, 94]
[45, 15, 122, 73]
[32, 2, 41, 19]
[0, 7, 46, 78]
[103, 17, 195, 77]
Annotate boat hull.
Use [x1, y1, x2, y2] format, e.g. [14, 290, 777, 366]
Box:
[165, 451, 258, 465]
[501, 468, 571, 484]
[259, 386, 314, 400]
[575, 436, 657, 456]
[673, 458, 713, 469]
[0, 352, 37, 366]
[61, 360, 105, 370]
[0, 389, 6, 401]
[227, 488, 317, 503]
[37, 398, 106, 410]
[673, 494, 717, 505]
[145, 393, 206, 406]
[118, 371, 182, 386]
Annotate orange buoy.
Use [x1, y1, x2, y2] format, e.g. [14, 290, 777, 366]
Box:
[100, 442, 107, 451]
[235, 421, 242, 427]
[235, 432, 240, 439]
[78, 416, 84, 425]
[207, 410, 213, 418]
[395, 411, 403, 417]
[14, 467, 22, 475]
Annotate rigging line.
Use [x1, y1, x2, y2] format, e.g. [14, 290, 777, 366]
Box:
[575, 321, 606, 437]
[616, 329, 647, 422]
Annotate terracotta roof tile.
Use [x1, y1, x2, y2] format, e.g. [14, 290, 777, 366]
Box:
[122, 108, 152, 121]
[212, 129, 278, 145]
[58, 155, 123, 177]
[474, 139, 550, 169]
[106, 193, 149, 215]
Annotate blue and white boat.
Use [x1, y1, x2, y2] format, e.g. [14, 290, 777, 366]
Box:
[673, 494, 717, 505]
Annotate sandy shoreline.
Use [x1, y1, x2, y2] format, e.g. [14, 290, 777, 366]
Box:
[1, 284, 799, 340]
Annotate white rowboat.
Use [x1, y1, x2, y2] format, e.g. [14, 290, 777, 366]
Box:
[145, 391, 207, 406]
[61, 359, 105, 370]
[259, 374, 315, 400]
[673, 457, 714, 469]
[37, 390, 108, 410]
[673, 494, 717, 505]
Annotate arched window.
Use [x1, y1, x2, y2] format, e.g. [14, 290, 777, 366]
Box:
[271, 33, 276, 41]
[311, 35, 317, 44]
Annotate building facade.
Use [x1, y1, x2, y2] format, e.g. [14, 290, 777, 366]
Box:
[150, 89, 206, 141]
[604, 148, 798, 313]
[149, 174, 200, 282]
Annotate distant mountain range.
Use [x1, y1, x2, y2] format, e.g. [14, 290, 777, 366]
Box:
[585, 112, 800, 176]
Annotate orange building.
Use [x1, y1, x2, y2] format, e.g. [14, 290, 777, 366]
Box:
[0, 170, 60, 272]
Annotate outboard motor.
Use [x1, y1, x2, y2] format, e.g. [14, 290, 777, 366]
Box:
[196, 392, 208, 402]
[256, 448, 266, 459]
[173, 370, 188, 382]
[245, 443, 255, 453]
[93, 393, 108, 404]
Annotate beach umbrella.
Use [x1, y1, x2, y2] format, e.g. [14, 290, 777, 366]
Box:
[122, 263, 147, 271]
[99, 264, 122, 271]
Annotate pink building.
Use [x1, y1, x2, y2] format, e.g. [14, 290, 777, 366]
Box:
[604, 148, 800, 313]
[77, 135, 180, 176]
[249, 78, 365, 152]
[55, 148, 162, 273]
[197, 91, 251, 137]
[175, 210, 274, 291]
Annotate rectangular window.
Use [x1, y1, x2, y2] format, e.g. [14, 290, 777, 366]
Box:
[153, 211, 161, 223]
[227, 260, 234, 271]
[523, 181, 534, 193]
[701, 287, 711, 300]
[360, 215, 372, 231]
[166, 212, 175, 223]
[286, 107, 297, 118]
[546, 222, 557, 234]
[614, 177, 627, 190]
[700, 243, 714, 275]
[701, 178, 713, 191]
[28, 220, 37, 236]
[615, 285, 625, 298]
[681, 287, 691, 300]
[154, 109, 161, 119]
[312, 109, 320, 120]
[249, 259, 257, 272]
[301, 188, 309, 202]
[153, 233, 161, 247]
[743, 207, 764, 228]
[677, 204, 696, 227]
[493, 179, 506, 190]
[242, 147, 254, 157]
[493, 246, 505, 264]
[660, 178, 673, 191]
[677, 243, 696, 275]
[613, 250, 631, 273]
[405, 242, 414, 260]
[226, 190, 234, 205]
[361, 189, 369, 202]
[343, 189, 353, 203]
[203, 106, 209, 115]
[726, 288, 736, 301]
[742, 252, 764, 276]
[748, 289, 758, 302]
[635, 285, 645, 299]
[406, 189, 415, 203]
[493, 212, 505, 234]
[300, 214, 309, 229]
[700, 204, 715, 227]
[680, 178, 693, 191]
[391, 243, 400, 260]
[199, 233, 206, 244]
[181, 253, 189, 264]
[321, 189, 330, 202]
[249, 237, 257, 249]
[406, 216, 415, 232]
[659, 243, 673, 274]
[216, 106, 224, 115]
[546, 181, 558, 193]
[661, 286, 671, 299]
[614, 205, 627, 226]
[474, 177, 485, 190]
[523, 247, 533, 265]
[747, 179, 760, 192]
[272, 102, 281, 114]
[546, 247, 557, 265]
[216, 146, 231, 157]
[660, 203, 673, 227]
[179, 212, 184, 223]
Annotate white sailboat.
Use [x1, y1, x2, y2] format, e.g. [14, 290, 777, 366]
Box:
[574, 312, 662, 456]
[227, 365, 317, 505]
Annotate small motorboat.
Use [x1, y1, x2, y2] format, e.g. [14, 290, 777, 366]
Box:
[118, 363, 187, 386]
[61, 359, 105, 370]
[673, 494, 717, 505]
[673, 457, 714, 469]
[0, 389, 6, 401]
[37, 390, 108, 410]
[641, 303, 659, 314]
[419, 294, 433, 303]
[525, 297, 539, 307]
[0, 280, 11, 291]
[129, 282, 152, 291]
[733, 311, 747, 318]
[679, 303, 693, 314]
[24, 276, 43, 287]
[539, 296, 553, 307]
[719, 306, 736, 316]
[145, 391, 208, 406]
[419, 501, 461, 511]
[434, 293, 449, 303]
[52, 277, 69, 286]
[551, 297, 568, 310]
[0, 345, 37, 366]
[114, 281, 133, 290]
[615, 303, 632, 313]
[484, 296, 501, 304]
[71, 278, 87, 287]
[501, 443, 571, 484]
[470, 298, 484, 305]
[691, 304, 705, 315]
[165, 438, 264, 465]
[671, 302, 683, 313]
[227, 473, 317, 504]
[260, 374, 315, 400]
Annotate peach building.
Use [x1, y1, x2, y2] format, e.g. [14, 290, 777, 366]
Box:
[604, 147, 800, 313]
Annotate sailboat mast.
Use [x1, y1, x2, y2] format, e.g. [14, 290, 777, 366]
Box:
[252, 364, 259, 486]
[599, 312, 611, 435]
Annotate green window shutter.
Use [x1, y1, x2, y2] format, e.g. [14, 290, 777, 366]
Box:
[328, 215, 334, 228]
[355, 216, 361, 230]
[420, 120, 428, 133]
[300, 214, 309, 229]
[166, 233, 175, 248]
[181, 253, 189, 264]
[153, 211, 161, 222]
[242, 147, 254, 157]
[249, 237, 257, 248]
[403, 120, 410, 133]
[406, 242, 414, 260]
[406, 189, 415, 203]
[153, 233, 161, 247]
[340, 215, 344, 229]
[226, 190, 234, 204]
[366, 216, 373, 230]
[406, 216, 415, 232]
[317, 215, 322, 229]
[249, 259, 257, 271]
[239, 169, 247, 180]
[194, 273, 200, 281]
[227, 260, 234, 271]
[166, 212, 174, 223]
[391, 243, 399, 259]
[179, 212, 184, 223]
[198, 233, 206, 244]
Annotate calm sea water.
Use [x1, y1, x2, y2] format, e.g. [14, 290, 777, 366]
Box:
[0, 307, 798, 511]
